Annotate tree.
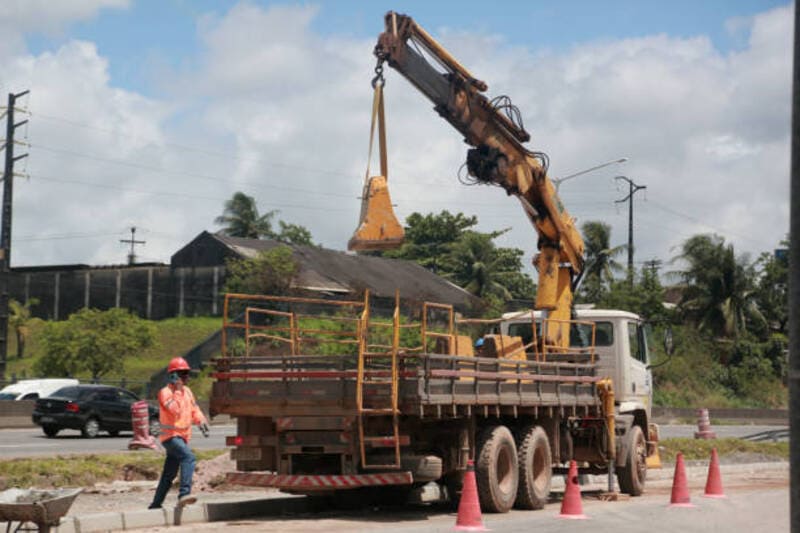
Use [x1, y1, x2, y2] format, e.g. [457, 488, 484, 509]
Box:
[578, 221, 624, 303]
[385, 211, 478, 273]
[34, 308, 156, 380]
[671, 234, 764, 338]
[9, 298, 38, 358]
[215, 191, 277, 238]
[754, 240, 788, 335]
[224, 246, 299, 296]
[276, 221, 314, 246]
[443, 231, 515, 301]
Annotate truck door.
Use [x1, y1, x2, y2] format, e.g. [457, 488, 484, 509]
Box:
[626, 321, 651, 408]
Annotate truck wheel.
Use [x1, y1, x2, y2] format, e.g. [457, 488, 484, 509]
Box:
[514, 425, 551, 509]
[617, 425, 646, 496]
[475, 425, 518, 513]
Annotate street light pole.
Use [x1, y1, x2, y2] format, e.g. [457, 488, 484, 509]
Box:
[553, 157, 628, 190]
[614, 175, 646, 285]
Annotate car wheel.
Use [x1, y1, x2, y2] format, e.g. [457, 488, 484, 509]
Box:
[81, 417, 100, 438]
[42, 425, 59, 438]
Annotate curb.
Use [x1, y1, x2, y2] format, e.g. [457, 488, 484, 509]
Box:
[51, 495, 308, 532]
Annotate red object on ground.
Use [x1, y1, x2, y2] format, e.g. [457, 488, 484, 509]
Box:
[454, 460, 488, 531]
[558, 460, 588, 519]
[669, 452, 695, 507]
[128, 400, 157, 450]
[704, 448, 726, 498]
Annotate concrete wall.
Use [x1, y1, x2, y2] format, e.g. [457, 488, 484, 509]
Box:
[11, 265, 226, 320]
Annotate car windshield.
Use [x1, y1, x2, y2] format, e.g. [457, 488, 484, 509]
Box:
[0, 392, 19, 400]
[50, 386, 94, 400]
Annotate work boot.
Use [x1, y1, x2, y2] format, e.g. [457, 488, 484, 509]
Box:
[177, 494, 197, 507]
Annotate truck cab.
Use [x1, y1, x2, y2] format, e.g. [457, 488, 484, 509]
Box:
[499, 308, 653, 420]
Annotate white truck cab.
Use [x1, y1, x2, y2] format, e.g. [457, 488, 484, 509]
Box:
[499, 308, 653, 420]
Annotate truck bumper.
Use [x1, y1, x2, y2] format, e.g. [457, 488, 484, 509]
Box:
[226, 471, 414, 491]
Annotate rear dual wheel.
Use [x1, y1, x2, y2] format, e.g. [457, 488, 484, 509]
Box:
[514, 425, 552, 509]
[475, 425, 518, 513]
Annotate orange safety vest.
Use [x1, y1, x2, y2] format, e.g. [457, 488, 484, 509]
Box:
[157, 384, 206, 443]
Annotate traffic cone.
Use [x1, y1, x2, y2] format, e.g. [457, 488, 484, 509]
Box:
[454, 460, 488, 531]
[558, 460, 588, 519]
[669, 453, 695, 507]
[128, 400, 157, 450]
[704, 448, 726, 498]
[694, 408, 716, 439]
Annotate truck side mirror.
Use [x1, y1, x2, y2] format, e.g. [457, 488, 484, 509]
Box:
[647, 326, 674, 370]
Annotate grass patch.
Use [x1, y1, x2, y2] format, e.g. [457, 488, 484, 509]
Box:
[5, 316, 221, 397]
[659, 437, 788, 463]
[0, 449, 226, 489]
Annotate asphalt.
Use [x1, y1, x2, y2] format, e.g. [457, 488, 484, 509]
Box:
[36, 460, 787, 533]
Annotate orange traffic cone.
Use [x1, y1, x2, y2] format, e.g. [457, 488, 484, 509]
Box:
[704, 448, 726, 498]
[558, 460, 588, 519]
[454, 460, 488, 531]
[128, 400, 157, 450]
[669, 452, 695, 507]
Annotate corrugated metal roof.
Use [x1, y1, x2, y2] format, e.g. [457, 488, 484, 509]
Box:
[211, 233, 479, 308]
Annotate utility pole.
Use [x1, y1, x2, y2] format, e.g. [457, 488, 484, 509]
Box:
[614, 175, 646, 286]
[0, 90, 29, 381]
[120, 226, 145, 265]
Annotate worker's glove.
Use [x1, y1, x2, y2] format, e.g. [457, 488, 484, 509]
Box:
[199, 422, 210, 438]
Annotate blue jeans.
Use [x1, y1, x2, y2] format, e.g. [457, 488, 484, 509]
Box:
[150, 437, 196, 508]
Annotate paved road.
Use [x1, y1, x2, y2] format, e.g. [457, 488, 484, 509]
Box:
[127, 463, 789, 532]
[0, 423, 787, 458]
[0, 424, 237, 458]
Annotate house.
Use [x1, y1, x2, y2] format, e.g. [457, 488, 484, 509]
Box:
[171, 231, 481, 311]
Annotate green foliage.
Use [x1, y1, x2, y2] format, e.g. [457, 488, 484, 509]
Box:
[224, 246, 299, 296]
[659, 438, 788, 463]
[276, 221, 315, 246]
[383, 211, 534, 307]
[753, 240, 788, 335]
[578, 220, 624, 302]
[671, 234, 765, 338]
[215, 191, 278, 238]
[8, 298, 38, 358]
[215, 191, 315, 245]
[34, 308, 156, 381]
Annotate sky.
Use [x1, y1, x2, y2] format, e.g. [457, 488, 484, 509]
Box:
[0, 1, 793, 282]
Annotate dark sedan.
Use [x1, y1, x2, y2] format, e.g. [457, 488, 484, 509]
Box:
[32, 384, 159, 438]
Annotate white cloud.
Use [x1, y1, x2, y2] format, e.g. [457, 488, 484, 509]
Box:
[0, 2, 792, 282]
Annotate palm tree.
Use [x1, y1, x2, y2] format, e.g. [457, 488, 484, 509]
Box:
[9, 298, 38, 358]
[443, 231, 513, 300]
[579, 221, 624, 302]
[672, 234, 764, 338]
[215, 192, 277, 239]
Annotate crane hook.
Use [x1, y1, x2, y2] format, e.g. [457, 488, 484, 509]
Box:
[372, 61, 385, 88]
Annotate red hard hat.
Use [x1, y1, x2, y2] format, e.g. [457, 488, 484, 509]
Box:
[167, 357, 190, 373]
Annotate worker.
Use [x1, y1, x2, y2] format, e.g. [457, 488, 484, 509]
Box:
[474, 337, 486, 357]
[148, 356, 210, 510]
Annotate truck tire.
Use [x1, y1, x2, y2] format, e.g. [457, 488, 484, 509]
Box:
[617, 425, 646, 496]
[401, 454, 443, 483]
[475, 425, 518, 513]
[514, 425, 551, 509]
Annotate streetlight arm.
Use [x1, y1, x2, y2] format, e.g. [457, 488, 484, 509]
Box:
[554, 157, 628, 187]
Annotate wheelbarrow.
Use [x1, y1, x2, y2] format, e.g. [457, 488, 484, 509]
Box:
[0, 488, 82, 533]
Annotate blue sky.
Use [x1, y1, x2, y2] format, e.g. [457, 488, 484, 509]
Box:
[26, 0, 790, 97]
[0, 1, 793, 270]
